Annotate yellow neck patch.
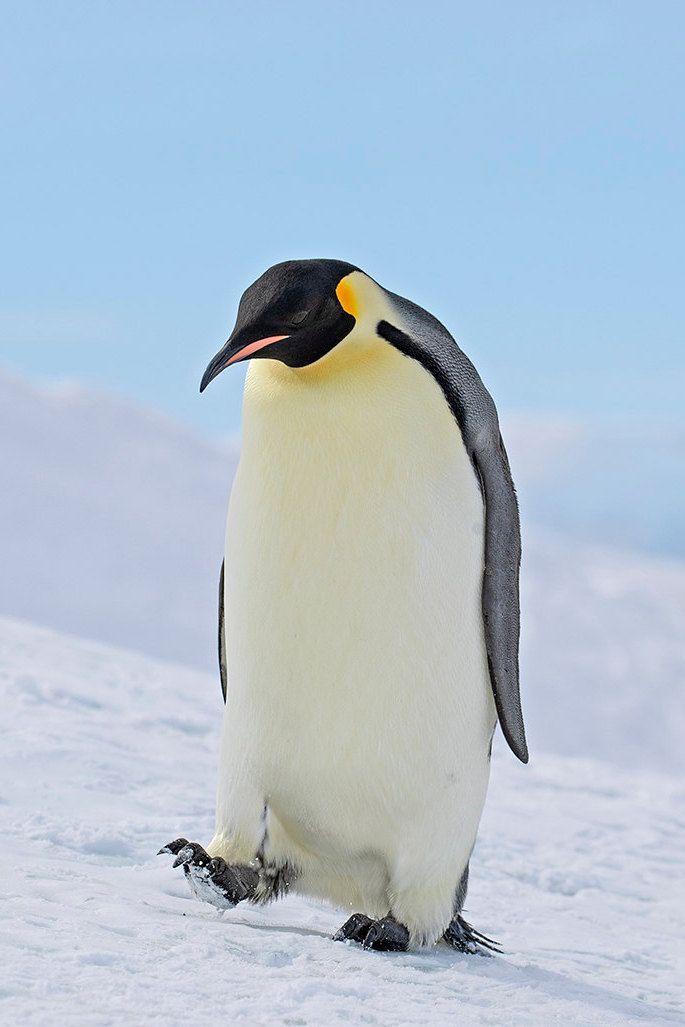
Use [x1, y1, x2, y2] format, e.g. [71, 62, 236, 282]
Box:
[335, 276, 359, 320]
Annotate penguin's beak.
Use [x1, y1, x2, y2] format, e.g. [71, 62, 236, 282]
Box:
[200, 330, 289, 392]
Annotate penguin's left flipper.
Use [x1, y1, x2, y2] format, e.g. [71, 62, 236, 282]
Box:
[334, 913, 410, 952]
[443, 915, 501, 956]
[217, 560, 227, 704]
[158, 838, 259, 910]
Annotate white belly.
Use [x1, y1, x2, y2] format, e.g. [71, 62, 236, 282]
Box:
[209, 338, 496, 942]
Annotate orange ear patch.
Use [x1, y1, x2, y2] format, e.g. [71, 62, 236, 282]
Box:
[335, 276, 359, 319]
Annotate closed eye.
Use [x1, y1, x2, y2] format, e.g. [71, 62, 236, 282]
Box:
[289, 310, 309, 326]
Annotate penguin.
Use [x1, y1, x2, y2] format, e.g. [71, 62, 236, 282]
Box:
[160, 259, 527, 953]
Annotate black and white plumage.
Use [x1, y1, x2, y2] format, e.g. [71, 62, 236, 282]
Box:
[161, 260, 527, 951]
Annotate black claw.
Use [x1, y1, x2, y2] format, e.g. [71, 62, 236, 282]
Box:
[171, 842, 211, 869]
[159, 836, 259, 910]
[333, 913, 375, 944]
[443, 915, 501, 955]
[172, 847, 193, 868]
[157, 837, 190, 856]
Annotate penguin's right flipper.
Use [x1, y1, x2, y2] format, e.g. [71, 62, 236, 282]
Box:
[158, 838, 258, 910]
[218, 560, 227, 703]
[443, 915, 501, 955]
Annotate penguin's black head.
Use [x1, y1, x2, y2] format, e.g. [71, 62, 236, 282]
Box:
[200, 259, 361, 391]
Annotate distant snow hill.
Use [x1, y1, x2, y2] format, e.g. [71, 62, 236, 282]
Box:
[1, 366, 683, 774]
[1, 615, 683, 1026]
[505, 412, 685, 558]
[0, 366, 238, 670]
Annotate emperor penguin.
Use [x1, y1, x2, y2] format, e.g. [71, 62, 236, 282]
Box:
[160, 259, 528, 953]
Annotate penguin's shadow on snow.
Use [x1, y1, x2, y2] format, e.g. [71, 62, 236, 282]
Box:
[201, 912, 681, 1024]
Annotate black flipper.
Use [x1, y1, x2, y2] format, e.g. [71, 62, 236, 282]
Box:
[218, 559, 227, 703]
[377, 300, 528, 764]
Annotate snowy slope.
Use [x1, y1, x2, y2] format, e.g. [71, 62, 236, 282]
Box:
[1, 616, 683, 1026]
[0, 366, 237, 669]
[520, 531, 685, 775]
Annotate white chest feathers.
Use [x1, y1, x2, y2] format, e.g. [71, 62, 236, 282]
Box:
[230, 331, 490, 732]
[210, 320, 496, 943]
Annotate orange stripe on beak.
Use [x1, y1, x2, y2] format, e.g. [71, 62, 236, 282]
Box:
[226, 334, 289, 365]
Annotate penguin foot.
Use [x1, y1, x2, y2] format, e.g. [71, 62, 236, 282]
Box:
[333, 913, 375, 944]
[443, 915, 501, 956]
[334, 913, 409, 952]
[158, 838, 259, 910]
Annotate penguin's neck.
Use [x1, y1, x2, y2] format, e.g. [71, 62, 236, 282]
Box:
[240, 312, 463, 506]
[238, 269, 468, 500]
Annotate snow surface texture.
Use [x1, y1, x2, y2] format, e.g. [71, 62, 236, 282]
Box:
[1, 615, 683, 1025]
[1, 366, 684, 774]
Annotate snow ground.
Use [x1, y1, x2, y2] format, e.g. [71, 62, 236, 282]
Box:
[2, 616, 683, 1026]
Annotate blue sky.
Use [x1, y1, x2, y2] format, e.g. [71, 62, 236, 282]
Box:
[1, 1, 683, 434]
